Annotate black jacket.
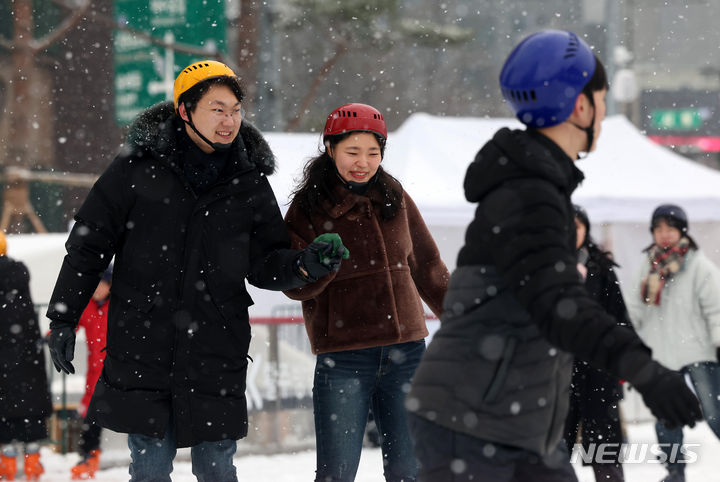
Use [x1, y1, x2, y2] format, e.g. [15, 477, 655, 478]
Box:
[579, 244, 635, 380]
[47, 101, 304, 447]
[0, 256, 52, 437]
[409, 128, 657, 455]
[564, 245, 632, 453]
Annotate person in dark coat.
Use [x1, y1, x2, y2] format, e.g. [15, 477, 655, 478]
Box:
[563, 205, 630, 482]
[0, 231, 51, 481]
[45, 60, 346, 482]
[406, 30, 702, 482]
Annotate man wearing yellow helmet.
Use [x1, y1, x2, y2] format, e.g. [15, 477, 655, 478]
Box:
[45, 60, 347, 481]
[173, 60, 244, 153]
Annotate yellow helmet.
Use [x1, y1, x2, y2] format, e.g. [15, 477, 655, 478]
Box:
[173, 60, 237, 111]
[0, 231, 6, 256]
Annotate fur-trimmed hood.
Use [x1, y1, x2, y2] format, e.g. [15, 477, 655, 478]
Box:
[122, 101, 276, 175]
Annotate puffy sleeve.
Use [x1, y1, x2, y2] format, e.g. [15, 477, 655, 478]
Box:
[404, 193, 448, 317]
[245, 175, 306, 291]
[282, 200, 337, 300]
[694, 251, 720, 347]
[46, 156, 130, 325]
[481, 176, 655, 385]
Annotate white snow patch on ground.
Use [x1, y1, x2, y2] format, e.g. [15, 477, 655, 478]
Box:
[24, 421, 720, 481]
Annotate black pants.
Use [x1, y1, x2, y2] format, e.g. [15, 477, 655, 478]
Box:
[78, 419, 102, 457]
[409, 414, 578, 482]
[564, 362, 625, 482]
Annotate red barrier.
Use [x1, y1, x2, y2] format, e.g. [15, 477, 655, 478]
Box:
[249, 314, 439, 325]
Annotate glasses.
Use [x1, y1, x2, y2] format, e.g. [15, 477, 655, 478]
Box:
[198, 106, 244, 120]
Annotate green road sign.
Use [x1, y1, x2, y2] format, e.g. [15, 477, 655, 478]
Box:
[114, 0, 227, 125]
[650, 108, 703, 131]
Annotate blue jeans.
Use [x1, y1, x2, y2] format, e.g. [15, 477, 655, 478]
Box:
[409, 414, 578, 482]
[313, 340, 425, 482]
[655, 361, 720, 474]
[128, 422, 238, 482]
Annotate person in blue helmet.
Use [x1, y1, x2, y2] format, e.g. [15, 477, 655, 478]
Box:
[406, 30, 702, 481]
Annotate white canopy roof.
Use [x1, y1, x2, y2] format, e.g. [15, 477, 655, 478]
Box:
[265, 114, 720, 225]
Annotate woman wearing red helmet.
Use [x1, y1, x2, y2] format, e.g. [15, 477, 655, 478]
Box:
[283, 103, 449, 481]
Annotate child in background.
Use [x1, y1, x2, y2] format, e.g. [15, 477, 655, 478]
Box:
[70, 266, 112, 480]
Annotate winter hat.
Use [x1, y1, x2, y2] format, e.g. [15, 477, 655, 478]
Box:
[650, 204, 688, 234]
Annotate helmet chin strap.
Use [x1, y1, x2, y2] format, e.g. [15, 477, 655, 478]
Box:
[568, 93, 596, 159]
[184, 108, 234, 152]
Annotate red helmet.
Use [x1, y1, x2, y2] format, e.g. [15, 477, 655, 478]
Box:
[323, 103, 387, 140]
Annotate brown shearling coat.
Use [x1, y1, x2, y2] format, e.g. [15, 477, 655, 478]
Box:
[284, 178, 449, 354]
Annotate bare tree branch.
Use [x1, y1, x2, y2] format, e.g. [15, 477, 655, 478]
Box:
[31, 0, 92, 52]
[286, 39, 349, 132]
[45, 0, 231, 64]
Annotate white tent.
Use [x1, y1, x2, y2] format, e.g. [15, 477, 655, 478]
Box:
[267, 114, 720, 223]
[576, 115, 720, 223]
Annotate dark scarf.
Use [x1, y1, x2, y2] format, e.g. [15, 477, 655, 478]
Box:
[178, 131, 234, 194]
[641, 237, 691, 305]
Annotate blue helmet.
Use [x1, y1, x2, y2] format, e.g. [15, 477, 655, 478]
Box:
[500, 30, 596, 128]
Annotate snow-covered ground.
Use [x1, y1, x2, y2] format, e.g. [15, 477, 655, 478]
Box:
[18, 421, 720, 481]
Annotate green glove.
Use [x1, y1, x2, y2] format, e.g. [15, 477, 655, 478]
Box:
[313, 233, 350, 262]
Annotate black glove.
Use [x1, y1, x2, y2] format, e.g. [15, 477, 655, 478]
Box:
[635, 366, 702, 429]
[49, 322, 77, 374]
[297, 241, 346, 281]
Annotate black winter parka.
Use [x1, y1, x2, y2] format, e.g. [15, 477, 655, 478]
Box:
[47, 101, 304, 447]
[564, 245, 632, 455]
[409, 128, 660, 456]
[0, 256, 52, 442]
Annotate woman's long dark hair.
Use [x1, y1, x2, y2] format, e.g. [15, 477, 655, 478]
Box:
[289, 132, 403, 220]
[574, 205, 618, 269]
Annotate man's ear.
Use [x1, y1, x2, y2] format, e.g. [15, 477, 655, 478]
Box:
[570, 92, 590, 122]
[178, 102, 189, 122]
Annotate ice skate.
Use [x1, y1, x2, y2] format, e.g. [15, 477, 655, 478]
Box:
[71, 449, 101, 480]
[23, 453, 43, 481]
[0, 454, 17, 481]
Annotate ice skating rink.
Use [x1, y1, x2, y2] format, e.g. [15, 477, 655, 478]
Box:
[31, 421, 720, 481]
